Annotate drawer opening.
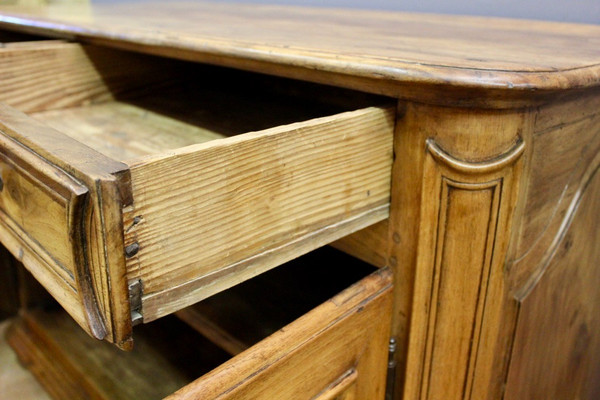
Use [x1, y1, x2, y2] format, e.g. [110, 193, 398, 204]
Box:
[6, 246, 380, 399]
[15, 45, 386, 164]
[0, 29, 53, 45]
[0, 41, 394, 342]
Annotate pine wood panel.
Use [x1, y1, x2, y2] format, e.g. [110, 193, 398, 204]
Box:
[32, 102, 225, 161]
[176, 246, 377, 355]
[167, 268, 392, 400]
[0, 127, 87, 288]
[6, 310, 231, 400]
[508, 90, 600, 295]
[331, 220, 389, 268]
[394, 104, 531, 400]
[0, 102, 132, 347]
[0, 3, 598, 106]
[504, 156, 600, 400]
[0, 40, 181, 114]
[126, 106, 394, 321]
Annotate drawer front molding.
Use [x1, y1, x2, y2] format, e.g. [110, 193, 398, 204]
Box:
[0, 102, 132, 348]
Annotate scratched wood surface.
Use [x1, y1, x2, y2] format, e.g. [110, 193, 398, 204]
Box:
[0, 2, 597, 106]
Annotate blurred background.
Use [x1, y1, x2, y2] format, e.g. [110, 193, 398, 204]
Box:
[208, 0, 600, 24]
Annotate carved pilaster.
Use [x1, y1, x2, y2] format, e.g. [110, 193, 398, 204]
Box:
[393, 103, 532, 400]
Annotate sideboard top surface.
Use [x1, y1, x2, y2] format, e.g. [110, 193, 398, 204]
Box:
[0, 1, 599, 104]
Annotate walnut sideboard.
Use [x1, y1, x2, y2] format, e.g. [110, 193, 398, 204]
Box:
[0, 2, 599, 400]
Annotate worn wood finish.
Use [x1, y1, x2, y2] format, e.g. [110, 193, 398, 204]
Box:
[504, 154, 600, 400]
[0, 41, 181, 114]
[506, 151, 600, 400]
[0, 5, 599, 399]
[126, 106, 393, 322]
[0, 102, 132, 347]
[393, 104, 532, 400]
[176, 246, 377, 355]
[331, 220, 389, 268]
[0, 3, 599, 107]
[5, 256, 391, 400]
[6, 310, 231, 400]
[496, 91, 600, 400]
[167, 268, 392, 400]
[507, 90, 600, 296]
[0, 36, 392, 344]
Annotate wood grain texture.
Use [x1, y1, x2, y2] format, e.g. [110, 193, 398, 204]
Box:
[491, 90, 600, 400]
[176, 246, 377, 356]
[167, 268, 393, 400]
[393, 104, 531, 400]
[0, 40, 181, 114]
[0, 2, 598, 106]
[508, 90, 600, 296]
[504, 160, 600, 400]
[125, 106, 394, 322]
[6, 310, 231, 400]
[0, 126, 87, 289]
[0, 103, 132, 347]
[331, 220, 389, 268]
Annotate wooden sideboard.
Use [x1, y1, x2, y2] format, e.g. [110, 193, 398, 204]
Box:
[0, 2, 599, 399]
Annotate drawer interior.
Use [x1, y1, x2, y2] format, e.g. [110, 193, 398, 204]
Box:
[6, 246, 379, 400]
[0, 42, 382, 164]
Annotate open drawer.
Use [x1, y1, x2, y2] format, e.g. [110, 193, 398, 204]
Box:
[7, 247, 394, 399]
[0, 40, 394, 347]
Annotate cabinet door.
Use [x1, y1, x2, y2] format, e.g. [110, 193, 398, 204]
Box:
[167, 268, 393, 400]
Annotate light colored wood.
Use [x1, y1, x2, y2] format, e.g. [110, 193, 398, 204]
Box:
[175, 246, 378, 356]
[498, 91, 600, 399]
[504, 156, 600, 400]
[6, 310, 230, 400]
[0, 3, 599, 107]
[167, 268, 392, 400]
[5, 260, 391, 400]
[0, 35, 393, 344]
[32, 102, 225, 161]
[331, 220, 389, 268]
[393, 104, 531, 400]
[508, 91, 600, 296]
[0, 102, 132, 347]
[0, 6, 599, 399]
[0, 124, 87, 288]
[0, 41, 180, 114]
[125, 106, 394, 322]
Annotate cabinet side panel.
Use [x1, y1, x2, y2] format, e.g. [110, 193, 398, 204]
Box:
[505, 161, 600, 400]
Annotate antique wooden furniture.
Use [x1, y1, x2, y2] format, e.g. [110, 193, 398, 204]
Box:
[0, 2, 599, 399]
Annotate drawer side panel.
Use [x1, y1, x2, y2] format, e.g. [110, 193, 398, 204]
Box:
[126, 106, 394, 321]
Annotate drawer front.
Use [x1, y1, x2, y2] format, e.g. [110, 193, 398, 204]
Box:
[0, 132, 87, 287]
[0, 128, 93, 328]
[168, 268, 393, 400]
[6, 264, 393, 400]
[0, 101, 132, 347]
